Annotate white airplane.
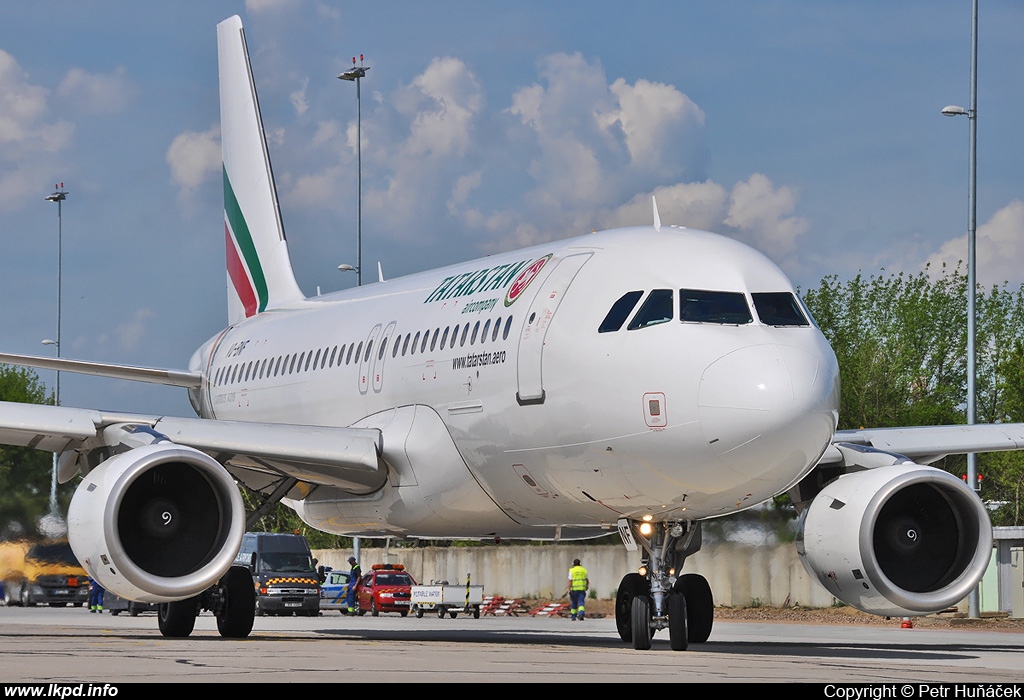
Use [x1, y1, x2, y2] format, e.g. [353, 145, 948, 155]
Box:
[1, 15, 1022, 650]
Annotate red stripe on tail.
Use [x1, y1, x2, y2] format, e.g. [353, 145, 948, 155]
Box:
[226, 223, 258, 318]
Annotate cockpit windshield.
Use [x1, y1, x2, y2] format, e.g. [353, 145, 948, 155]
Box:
[679, 290, 753, 325]
[751, 292, 809, 326]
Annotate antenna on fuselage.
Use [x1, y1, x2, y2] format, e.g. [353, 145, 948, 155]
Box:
[652, 196, 662, 232]
[378, 261, 386, 283]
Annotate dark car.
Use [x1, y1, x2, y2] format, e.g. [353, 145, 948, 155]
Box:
[356, 564, 416, 617]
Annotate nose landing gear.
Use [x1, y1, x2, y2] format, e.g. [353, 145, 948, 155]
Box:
[614, 518, 713, 651]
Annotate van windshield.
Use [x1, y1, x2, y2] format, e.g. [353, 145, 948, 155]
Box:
[258, 552, 315, 573]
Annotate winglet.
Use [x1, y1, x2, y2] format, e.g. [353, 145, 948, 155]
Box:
[652, 196, 662, 232]
[218, 15, 305, 325]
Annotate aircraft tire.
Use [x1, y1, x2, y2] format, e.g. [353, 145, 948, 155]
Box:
[216, 566, 255, 638]
[668, 593, 689, 651]
[615, 573, 649, 643]
[158, 598, 198, 638]
[675, 573, 714, 643]
[630, 595, 652, 651]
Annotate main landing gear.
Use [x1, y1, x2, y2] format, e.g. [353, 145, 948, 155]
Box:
[157, 565, 256, 639]
[614, 519, 714, 651]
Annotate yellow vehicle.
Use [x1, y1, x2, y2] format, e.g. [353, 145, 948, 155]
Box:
[0, 540, 90, 607]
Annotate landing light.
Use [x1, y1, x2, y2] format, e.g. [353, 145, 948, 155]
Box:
[638, 565, 648, 577]
[638, 522, 653, 537]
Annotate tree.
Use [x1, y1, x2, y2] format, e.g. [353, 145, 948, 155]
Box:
[0, 364, 71, 539]
[801, 266, 1024, 525]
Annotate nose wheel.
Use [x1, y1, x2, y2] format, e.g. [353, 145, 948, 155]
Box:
[614, 519, 713, 651]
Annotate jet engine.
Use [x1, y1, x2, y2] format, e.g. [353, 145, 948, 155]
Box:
[796, 463, 991, 617]
[67, 443, 245, 603]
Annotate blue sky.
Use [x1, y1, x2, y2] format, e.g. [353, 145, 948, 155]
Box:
[1, 0, 1021, 417]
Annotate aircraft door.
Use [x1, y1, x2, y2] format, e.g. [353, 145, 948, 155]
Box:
[372, 321, 396, 393]
[516, 252, 592, 404]
[358, 323, 382, 395]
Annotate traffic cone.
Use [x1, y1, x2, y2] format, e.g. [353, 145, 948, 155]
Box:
[900, 617, 913, 629]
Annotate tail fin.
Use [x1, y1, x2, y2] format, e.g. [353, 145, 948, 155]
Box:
[217, 15, 304, 325]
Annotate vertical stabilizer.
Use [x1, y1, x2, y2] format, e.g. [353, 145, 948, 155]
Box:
[217, 16, 304, 325]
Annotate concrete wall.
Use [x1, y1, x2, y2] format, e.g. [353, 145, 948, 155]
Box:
[313, 542, 838, 608]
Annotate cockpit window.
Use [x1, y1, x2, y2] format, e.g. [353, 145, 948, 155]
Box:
[752, 292, 809, 326]
[627, 289, 674, 330]
[598, 291, 644, 333]
[679, 290, 753, 324]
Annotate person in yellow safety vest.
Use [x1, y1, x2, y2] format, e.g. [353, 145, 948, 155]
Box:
[564, 558, 589, 621]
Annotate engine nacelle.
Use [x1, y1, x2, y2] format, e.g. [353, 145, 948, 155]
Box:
[67, 443, 245, 603]
[796, 463, 991, 617]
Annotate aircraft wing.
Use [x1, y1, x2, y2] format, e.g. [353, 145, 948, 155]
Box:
[0, 400, 385, 494]
[0, 352, 201, 388]
[819, 422, 1024, 466]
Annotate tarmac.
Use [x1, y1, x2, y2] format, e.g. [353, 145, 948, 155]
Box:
[0, 605, 1022, 684]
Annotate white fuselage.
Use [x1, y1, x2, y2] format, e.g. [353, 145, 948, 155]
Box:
[190, 226, 840, 539]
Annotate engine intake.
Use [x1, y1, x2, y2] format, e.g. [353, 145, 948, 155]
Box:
[796, 463, 991, 617]
[68, 443, 244, 603]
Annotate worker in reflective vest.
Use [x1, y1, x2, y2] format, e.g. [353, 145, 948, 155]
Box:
[565, 559, 589, 621]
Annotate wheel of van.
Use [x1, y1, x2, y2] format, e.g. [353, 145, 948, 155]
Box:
[449, 611, 457, 619]
[437, 606, 445, 619]
[473, 606, 480, 619]
[416, 608, 424, 619]
[20, 587, 34, 607]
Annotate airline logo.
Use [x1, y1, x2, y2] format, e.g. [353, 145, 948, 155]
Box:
[223, 167, 267, 318]
[505, 254, 551, 307]
[423, 254, 552, 306]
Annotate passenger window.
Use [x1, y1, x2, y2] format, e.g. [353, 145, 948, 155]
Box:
[440, 326, 450, 349]
[628, 289, 674, 330]
[412, 332, 421, 355]
[450, 326, 458, 349]
[752, 292, 809, 326]
[364, 341, 373, 362]
[330, 346, 338, 367]
[679, 290, 753, 324]
[481, 319, 491, 343]
[599, 291, 643, 333]
[430, 328, 439, 352]
[313, 349, 322, 370]
[378, 338, 388, 360]
[420, 331, 429, 354]
[471, 321, 480, 345]
[493, 317, 502, 342]
[503, 316, 513, 340]
[346, 344, 355, 364]
[460, 323, 470, 347]
[402, 334, 411, 356]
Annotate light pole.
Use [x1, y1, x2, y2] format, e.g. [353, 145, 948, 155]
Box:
[338, 56, 369, 287]
[43, 183, 68, 528]
[941, 0, 979, 619]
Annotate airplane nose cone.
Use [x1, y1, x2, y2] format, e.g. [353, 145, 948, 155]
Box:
[698, 343, 837, 477]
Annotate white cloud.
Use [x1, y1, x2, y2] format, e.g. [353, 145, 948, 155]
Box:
[0, 50, 74, 155]
[56, 66, 137, 115]
[166, 126, 220, 193]
[600, 78, 704, 177]
[245, 0, 301, 13]
[0, 49, 74, 211]
[401, 56, 483, 159]
[602, 181, 729, 231]
[290, 77, 309, 117]
[923, 200, 1024, 286]
[725, 173, 809, 255]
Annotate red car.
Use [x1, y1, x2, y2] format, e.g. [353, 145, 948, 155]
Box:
[356, 564, 416, 617]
